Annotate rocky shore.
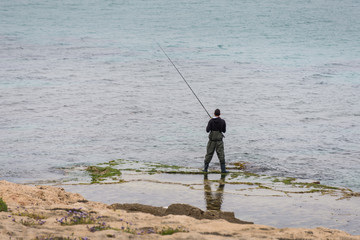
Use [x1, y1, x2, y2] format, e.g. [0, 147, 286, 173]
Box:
[1, 180, 359, 239]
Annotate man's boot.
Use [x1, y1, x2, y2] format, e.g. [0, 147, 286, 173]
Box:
[220, 163, 229, 173]
[203, 162, 209, 173]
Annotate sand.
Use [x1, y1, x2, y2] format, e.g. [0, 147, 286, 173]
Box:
[0, 180, 359, 240]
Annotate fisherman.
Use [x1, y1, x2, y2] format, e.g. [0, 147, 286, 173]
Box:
[203, 109, 228, 173]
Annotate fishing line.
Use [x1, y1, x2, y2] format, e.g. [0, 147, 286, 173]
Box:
[157, 43, 212, 119]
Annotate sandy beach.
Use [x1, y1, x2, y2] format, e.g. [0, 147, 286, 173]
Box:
[1, 180, 359, 240]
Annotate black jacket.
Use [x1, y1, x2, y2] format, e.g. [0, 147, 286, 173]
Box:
[206, 117, 226, 133]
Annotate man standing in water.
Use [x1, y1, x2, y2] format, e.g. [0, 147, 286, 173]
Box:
[203, 109, 228, 173]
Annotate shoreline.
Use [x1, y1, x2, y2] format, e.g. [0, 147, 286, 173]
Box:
[57, 159, 360, 236]
[1, 180, 360, 239]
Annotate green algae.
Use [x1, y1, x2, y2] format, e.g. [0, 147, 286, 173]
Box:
[89, 159, 252, 176]
[98, 159, 127, 166]
[147, 163, 182, 170]
[159, 170, 207, 175]
[296, 182, 340, 190]
[338, 191, 360, 200]
[0, 198, 8, 212]
[61, 158, 360, 199]
[86, 166, 122, 184]
[273, 177, 341, 191]
[230, 171, 260, 179]
[158, 226, 188, 235]
[225, 181, 258, 186]
[273, 177, 296, 185]
[228, 161, 248, 170]
[256, 184, 272, 190]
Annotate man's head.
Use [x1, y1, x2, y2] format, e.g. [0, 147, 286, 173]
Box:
[214, 109, 221, 116]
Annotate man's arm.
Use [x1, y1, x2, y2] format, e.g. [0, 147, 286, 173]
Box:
[222, 120, 226, 133]
[206, 119, 212, 133]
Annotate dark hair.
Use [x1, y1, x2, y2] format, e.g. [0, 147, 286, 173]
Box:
[214, 109, 220, 116]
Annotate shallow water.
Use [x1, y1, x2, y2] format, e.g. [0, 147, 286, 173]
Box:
[1, 0, 360, 192]
[62, 172, 360, 235]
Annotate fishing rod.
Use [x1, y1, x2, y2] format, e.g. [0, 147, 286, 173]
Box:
[157, 43, 212, 119]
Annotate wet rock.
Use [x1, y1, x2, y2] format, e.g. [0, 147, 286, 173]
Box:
[111, 203, 253, 224]
[110, 203, 166, 216]
[165, 203, 204, 218]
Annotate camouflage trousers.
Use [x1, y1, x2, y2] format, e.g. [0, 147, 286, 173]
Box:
[204, 140, 225, 165]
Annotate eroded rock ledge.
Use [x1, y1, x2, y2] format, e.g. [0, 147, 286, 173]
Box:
[111, 203, 253, 224]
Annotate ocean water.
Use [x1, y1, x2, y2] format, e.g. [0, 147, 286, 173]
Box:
[1, 0, 360, 192]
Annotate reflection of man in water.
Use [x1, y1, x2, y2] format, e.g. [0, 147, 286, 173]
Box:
[204, 174, 226, 211]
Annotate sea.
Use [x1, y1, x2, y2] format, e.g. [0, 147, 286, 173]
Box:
[1, 0, 359, 193]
